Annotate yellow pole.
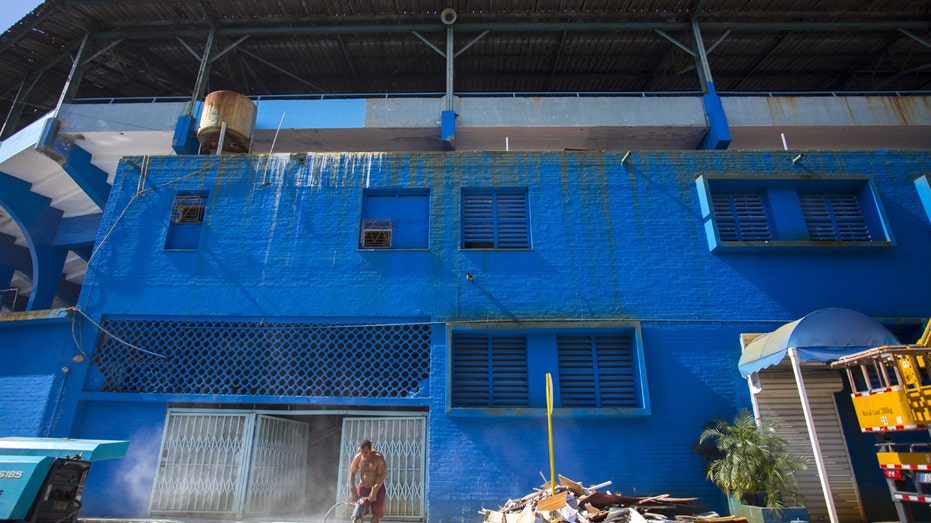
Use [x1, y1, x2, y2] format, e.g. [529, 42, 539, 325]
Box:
[545, 372, 556, 495]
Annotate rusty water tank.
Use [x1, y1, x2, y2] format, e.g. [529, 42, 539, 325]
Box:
[197, 90, 257, 154]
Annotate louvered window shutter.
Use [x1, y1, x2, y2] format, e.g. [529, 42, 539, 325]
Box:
[557, 333, 637, 408]
[462, 191, 529, 249]
[451, 334, 528, 407]
[711, 191, 771, 241]
[799, 192, 871, 241]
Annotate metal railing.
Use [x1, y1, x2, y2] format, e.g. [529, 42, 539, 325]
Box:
[70, 89, 931, 106]
[0, 287, 19, 311]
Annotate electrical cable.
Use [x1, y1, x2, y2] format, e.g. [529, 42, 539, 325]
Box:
[69, 308, 89, 359]
[85, 154, 229, 270]
[68, 306, 166, 358]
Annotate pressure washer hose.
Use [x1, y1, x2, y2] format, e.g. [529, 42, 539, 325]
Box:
[322, 501, 356, 523]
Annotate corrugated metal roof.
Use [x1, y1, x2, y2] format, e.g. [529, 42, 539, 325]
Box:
[0, 0, 929, 135]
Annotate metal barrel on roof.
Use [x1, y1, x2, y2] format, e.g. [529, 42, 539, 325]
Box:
[197, 90, 257, 154]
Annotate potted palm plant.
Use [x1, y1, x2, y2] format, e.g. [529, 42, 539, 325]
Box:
[697, 409, 809, 523]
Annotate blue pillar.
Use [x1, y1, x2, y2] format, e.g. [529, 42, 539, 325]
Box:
[697, 82, 731, 150]
[441, 110, 457, 151]
[172, 114, 200, 155]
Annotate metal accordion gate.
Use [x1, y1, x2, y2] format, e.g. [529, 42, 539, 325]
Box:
[149, 410, 309, 519]
[337, 416, 426, 521]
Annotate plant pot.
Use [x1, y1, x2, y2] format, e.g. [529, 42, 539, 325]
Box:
[727, 495, 809, 523]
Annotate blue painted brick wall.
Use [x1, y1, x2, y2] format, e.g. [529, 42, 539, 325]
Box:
[7, 149, 924, 521]
[0, 315, 76, 436]
[0, 374, 54, 435]
[73, 400, 169, 517]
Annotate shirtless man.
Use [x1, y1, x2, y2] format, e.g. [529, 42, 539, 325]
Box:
[348, 439, 388, 523]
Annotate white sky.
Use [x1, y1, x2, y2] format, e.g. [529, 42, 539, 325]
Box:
[1, 0, 42, 33]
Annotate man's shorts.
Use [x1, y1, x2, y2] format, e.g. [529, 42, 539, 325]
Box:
[356, 484, 386, 517]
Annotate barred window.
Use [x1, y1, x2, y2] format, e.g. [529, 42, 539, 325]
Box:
[165, 191, 208, 250]
[171, 194, 206, 223]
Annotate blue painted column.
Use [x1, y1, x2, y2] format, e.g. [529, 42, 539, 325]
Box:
[172, 114, 200, 155]
[698, 82, 731, 150]
[689, 18, 731, 151]
[0, 172, 65, 310]
[441, 110, 457, 151]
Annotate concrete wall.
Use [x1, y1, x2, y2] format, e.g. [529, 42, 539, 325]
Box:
[5, 149, 931, 521]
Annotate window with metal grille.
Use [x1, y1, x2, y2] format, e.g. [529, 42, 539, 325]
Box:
[462, 189, 530, 249]
[171, 195, 206, 223]
[451, 334, 528, 407]
[360, 189, 428, 249]
[711, 192, 772, 241]
[697, 175, 891, 251]
[165, 191, 208, 250]
[361, 219, 392, 248]
[799, 192, 871, 241]
[91, 318, 431, 398]
[557, 333, 638, 408]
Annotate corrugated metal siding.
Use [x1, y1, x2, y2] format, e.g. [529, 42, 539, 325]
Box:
[756, 365, 866, 523]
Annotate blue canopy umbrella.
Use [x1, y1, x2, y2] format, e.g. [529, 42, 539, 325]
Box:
[737, 307, 900, 523]
[738, 307, 900, 378]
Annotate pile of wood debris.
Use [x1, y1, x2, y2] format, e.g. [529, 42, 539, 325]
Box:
[479, 475, 745, 523]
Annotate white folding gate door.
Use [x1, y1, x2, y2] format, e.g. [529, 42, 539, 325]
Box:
[337, 416, 426, 520]
[149, 410, 309, 518]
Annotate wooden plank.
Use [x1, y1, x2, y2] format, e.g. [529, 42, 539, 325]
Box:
[536, 491, 568, 512]
[558, 474, 584, 496]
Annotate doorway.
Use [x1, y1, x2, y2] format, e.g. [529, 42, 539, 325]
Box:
[149, 408, 426, 520]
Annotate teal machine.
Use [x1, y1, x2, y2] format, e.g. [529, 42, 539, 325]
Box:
[0, 438, 129, 523]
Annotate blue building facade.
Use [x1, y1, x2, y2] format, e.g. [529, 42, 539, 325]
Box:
[4, 147, 930, 521]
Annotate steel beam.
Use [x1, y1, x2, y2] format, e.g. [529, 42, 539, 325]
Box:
[900, 29, 931, 50]
[54, 31, 90, 117]
[445, 26, 454, 110]
[188, 26, 216, 116]
[691, 19, 713, 91]
[91, 20, 931, 41]
[0, 79, 27, 139]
